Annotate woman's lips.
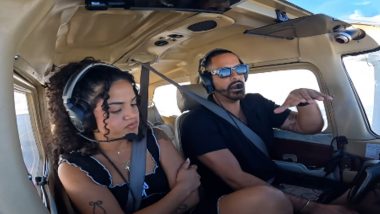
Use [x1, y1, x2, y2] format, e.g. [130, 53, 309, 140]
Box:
[126, 121, 138, 130]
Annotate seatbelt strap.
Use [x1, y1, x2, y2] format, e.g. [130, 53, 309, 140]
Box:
[127, 136, 146, 212]
[126, 64, 149, 212]
[140, 63, 269, 157]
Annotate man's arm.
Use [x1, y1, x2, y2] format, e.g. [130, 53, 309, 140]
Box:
[198, 149, 314, 211]
[274, 88, 333, 134]
[198, 149, 356, 214]
[280, 105, 323, 134]
[198, 149, 267, 189]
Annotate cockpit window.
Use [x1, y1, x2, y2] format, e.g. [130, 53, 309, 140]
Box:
[14, 91, 41, 179]
[343, 49, 380, 135]
[153, 82, 190, 117]
[246, 69, 329, 131]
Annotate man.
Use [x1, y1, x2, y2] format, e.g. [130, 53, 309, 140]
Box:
[181, 48, 356, 213]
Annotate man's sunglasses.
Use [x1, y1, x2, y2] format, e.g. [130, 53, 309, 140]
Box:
[210, 64, 249, 78]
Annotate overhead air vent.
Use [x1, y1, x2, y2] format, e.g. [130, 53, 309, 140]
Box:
[154, 40, 169, 46]
[188, 20, 217, 32]
[168, 34, 184, 39]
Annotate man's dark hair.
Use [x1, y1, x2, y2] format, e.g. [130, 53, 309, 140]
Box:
[200, 48, 242, 72]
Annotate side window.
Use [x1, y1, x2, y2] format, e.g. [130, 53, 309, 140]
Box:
[14, 88, 42, 183]
[246, 69, 328, 130]
[343, 49, 380, 135]
[153, 82, 190, 117]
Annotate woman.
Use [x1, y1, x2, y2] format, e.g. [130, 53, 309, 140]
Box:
[47, 57, 200, 213]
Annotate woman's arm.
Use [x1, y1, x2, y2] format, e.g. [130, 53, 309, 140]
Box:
[59, 130, 200, 214]
[134, 129, 200, 214]
[58, 163, 125, 214]
[60, 155, 199, 214]
[135, 159, 200, 214]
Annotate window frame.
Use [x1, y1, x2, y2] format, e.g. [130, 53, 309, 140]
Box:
[13, 74, 46, 188]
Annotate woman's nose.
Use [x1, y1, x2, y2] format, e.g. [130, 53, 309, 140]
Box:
[123, 106, 138, 120]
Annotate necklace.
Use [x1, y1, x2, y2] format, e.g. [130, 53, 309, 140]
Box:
[99, 150, 129, 184]
[116, 150, 131, 172]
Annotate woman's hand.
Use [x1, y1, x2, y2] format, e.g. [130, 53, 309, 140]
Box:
[174, 158, 201, 196]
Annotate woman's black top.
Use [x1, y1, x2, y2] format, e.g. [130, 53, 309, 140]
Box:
[60, 129, 170, 213]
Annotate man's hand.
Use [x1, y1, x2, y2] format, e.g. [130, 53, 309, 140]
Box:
[274, 88, 333, 114]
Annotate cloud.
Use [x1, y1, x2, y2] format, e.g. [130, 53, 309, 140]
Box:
[347, 10, 380, 24]
[353, 1, 371, 6]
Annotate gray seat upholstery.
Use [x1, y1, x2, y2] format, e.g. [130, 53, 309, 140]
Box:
[148, 104, 165, 125]
[175, 84, 208, 151]
[147, 104, 176, 146]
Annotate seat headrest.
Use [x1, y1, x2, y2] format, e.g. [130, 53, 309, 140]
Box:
[176, 84, 208, 112]
[147, 104, 164, 125]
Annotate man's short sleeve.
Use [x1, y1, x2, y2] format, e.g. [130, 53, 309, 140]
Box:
[244, 94, 290, 128]
[181, 108, 227, 158]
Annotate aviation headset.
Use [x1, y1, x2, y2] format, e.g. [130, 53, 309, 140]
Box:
[62, 63, 120, 133]
[198, 48, 248, 94]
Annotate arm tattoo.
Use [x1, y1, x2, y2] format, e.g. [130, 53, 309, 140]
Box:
[89, 200, 106, 214]
[282, 112, 298, 132]
[175, 204, 189, 214]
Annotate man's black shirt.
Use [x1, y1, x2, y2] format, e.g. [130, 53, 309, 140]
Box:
[181, 93, 290, 205]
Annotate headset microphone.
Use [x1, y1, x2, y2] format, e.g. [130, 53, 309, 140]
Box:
[125, 133, 138, 141]
[77, 132, 139, 143]
[214, 81, 245, 93]
[214, 88, 228, 93]
[235, 83, 244, 89]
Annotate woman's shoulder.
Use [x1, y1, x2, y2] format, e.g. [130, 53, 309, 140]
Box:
[59, 151, 111, 187]
[60, 150, 86, 160]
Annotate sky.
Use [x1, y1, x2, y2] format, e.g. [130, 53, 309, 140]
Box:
[288, 0, 380, 25]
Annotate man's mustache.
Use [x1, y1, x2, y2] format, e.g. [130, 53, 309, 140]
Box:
[228, 81, 245, 90]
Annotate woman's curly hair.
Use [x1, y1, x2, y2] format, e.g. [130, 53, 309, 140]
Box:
[46, 57, 141, 168]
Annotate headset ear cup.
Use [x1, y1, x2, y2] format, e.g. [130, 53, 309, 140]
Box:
[82, 112, 96, 133]
[200, 72, 214, 94]
[67, 99, 95, 133]
[76, 100, 95, 133]
[67, 105, 86, 132]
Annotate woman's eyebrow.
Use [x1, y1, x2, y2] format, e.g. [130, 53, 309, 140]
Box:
[108, 101, 124, 106]
[108, 96, 136, 105]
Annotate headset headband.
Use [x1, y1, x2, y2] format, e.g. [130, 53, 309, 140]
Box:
[62, 62, 119, 132]
[199, 49, 244, 74]
[62, 63, 118, 105]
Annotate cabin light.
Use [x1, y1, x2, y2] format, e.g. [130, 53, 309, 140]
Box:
[333, 25, 366, 44]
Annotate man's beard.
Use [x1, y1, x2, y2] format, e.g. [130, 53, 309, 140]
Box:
[215, 80, 245, 101]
